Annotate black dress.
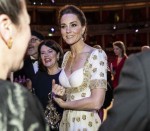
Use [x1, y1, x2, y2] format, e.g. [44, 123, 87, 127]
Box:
[33, 70, 63, 112]
[33, 71, 63, 131]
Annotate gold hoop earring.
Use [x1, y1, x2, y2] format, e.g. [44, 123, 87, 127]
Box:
[7, 37, 13, 49]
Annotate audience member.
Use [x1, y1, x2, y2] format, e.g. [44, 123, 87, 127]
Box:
[141, 45, 150, 52]
[52, 5, 107, 131]
[99, 50, 150, 131]
[111, 41, 128, 89]
[14, 30, 44, 89]
[30, 39, 64, 130]
[0, 0, 49, 130]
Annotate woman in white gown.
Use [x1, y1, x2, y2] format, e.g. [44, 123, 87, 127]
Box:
[52, 5, 107, 131]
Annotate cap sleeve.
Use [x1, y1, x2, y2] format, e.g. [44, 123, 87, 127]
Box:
[89, 49, 107, 90]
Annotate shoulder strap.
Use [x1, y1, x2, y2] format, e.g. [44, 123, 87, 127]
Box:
[61, 51, 71, 69]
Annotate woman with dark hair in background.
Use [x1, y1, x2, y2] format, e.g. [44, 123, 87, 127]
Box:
[52, 5, 107, 131]
[0, 0, 48, 130]
[111, 41, 128, 89]
[32, 39, 64, 130]
[33, 39, 64, 110]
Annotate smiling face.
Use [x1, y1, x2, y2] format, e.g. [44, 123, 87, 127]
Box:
[40, 45, 58, 69]
[27, 36, 41, 57]
[60, 14, 85, 45]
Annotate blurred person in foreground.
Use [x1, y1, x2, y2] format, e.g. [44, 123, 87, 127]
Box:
[99, 50, 150, 131]
[0, 0, 49, 130]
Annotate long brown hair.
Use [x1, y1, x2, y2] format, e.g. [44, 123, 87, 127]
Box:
[113, 41, 127, 57]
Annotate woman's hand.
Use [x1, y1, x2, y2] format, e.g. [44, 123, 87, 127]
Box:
[53, 97, 66, 108]
[52, 79, 65, 97]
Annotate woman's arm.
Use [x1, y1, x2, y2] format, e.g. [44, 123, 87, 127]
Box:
[53, 87, 106, 110]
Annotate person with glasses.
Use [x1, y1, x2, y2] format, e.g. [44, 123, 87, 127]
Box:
[14, 30, 44, 90]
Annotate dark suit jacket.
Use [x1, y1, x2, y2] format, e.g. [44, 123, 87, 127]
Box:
[14, 56, 37, 82]
[99, 51, 150, 131]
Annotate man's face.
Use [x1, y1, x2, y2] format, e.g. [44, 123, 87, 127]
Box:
[27, 36, 41, 57]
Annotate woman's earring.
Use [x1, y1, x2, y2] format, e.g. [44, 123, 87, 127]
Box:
[57, 56, 59, 61]
[7, 37, 13, 49]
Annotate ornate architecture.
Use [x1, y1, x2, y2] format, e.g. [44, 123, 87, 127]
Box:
[27, 0, 150, 56]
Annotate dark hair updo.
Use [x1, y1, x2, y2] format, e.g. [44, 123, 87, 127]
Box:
[58, 5, 87, 41]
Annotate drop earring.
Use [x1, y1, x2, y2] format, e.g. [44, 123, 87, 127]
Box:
[7, 37, 13, 49]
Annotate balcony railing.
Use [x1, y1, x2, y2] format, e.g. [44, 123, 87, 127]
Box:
[31, 21, 150, 36]
[27, 0, 148, 6]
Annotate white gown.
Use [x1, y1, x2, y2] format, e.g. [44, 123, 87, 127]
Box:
[59, 49, 107, 131]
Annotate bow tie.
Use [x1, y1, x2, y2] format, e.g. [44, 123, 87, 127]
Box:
[31, 59, 38, 63]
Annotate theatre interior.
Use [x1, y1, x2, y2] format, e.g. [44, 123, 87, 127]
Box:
[27, 0, 149, 62]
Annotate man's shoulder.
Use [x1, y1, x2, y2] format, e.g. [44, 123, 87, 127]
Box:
[128, 51, 150, 63]
[125, 51, 150, 73]
[24, 56, 32, 64]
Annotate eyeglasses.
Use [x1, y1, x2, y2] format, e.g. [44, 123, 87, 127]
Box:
[29, 38, 40, 43]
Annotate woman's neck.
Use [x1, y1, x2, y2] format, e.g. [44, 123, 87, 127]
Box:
[47, 65, 61, 75]
[70, 42, 86, 57]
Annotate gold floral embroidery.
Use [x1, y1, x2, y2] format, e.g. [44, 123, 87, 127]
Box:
[89, 64, 92, 68]
[82, 115, 86, 120]
[63, 51, 107, 95]
[89, 79, 107, 90]
[83, 128, 87, 131]
[76, 117, 80, 122]
[81, 93, 86, 97]
[100, 61, 104, 66]
[98, 49, 103, 53]
[100, 72, 104, 77]
[88, 121, 92, 127]
[65, 55, 91, 94]
[71, 95, 75, 100]
[61, 51, 70, 69]
[92, 68, 97, 73]
[68, 122, 70, 127]
[95, 119, 99, 124]
[93, 55, 97, 60]
[72, 117, 75, 122]
[91, 112, 94, 117]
